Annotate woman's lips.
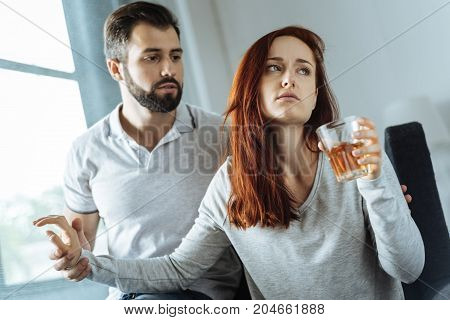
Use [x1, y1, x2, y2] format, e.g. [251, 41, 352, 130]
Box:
[277, 96, 300, 102]
[276, 93, 300, 101]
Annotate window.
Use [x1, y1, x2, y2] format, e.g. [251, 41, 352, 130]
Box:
[0, 0, 74, 72]
[0, 0, 107, 299]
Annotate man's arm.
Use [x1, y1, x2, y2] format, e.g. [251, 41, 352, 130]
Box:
[64, 207, 100, 250]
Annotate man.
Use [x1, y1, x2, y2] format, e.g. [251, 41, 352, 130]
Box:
[47, 1, 241, 300]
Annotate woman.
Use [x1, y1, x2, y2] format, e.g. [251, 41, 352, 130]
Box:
[34, 26, 424, 299]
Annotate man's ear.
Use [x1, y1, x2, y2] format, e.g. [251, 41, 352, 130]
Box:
[107, 59, 123, 81]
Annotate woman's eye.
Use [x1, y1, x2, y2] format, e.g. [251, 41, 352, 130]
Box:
[267, 64, 281, 72]
[297, 67, 311, 76]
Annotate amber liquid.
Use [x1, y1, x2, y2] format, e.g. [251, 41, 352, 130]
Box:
[327, 142, 368, 182]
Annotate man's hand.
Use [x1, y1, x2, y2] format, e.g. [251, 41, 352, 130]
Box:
[48, 218, 92, 281]
[402, 184, 412, 204]
[33, 215, 83, 271]
[50, 250, 91, 282]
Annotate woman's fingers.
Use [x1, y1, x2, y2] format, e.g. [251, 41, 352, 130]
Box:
[48, 248, 64, 260]
[33, 215, 71, 231]
[34, 215, 83, 271]
[318, 141, 325, 152]
[356, 117, 376, 129]
[351, 117, 382, 180]
[32, 214, 61, 225]
[34, 215, 76, 245]
[353, 118, 378, 146]
[352, 144, 381, 157]
[46, 230, 69, 252]
[352, 129, 378, 140]
[357, 155, 381, 166]
[71, 218, 91, 250]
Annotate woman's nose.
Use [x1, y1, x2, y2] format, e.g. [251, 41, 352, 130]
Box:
[282, 73, 295, 88]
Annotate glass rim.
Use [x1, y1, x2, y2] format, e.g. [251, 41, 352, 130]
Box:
[316, 115, 359, 134]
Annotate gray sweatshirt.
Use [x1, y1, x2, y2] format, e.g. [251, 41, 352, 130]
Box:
[82, 152, 425, 299]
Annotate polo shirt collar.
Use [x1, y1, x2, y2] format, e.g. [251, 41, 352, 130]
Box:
[109, 103, 126, 140]
[174, 102, 196, 133]
[109, 101, 195, 140]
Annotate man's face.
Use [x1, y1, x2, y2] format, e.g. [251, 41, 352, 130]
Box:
[121, 23, 184, 112]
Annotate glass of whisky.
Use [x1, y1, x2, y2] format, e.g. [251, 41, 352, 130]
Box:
[316, 116, 369, 182]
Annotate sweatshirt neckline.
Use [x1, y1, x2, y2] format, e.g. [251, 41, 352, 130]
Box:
[297, 151, 324, 214]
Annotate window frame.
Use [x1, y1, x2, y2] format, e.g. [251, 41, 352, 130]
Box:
[0, 0, 110, 299]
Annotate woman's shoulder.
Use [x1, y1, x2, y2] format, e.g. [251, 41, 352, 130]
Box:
[198, 157, 233, 210]
[197, 157, 233, 223]
[210, 156, 232, 193]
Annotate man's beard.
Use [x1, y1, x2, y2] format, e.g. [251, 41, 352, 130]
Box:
[122, 65, 183, 113]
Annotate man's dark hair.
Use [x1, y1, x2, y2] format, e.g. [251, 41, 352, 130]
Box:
[104, 1, 180, 62]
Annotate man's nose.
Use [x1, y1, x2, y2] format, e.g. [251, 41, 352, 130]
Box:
[160, 59, 176, 77]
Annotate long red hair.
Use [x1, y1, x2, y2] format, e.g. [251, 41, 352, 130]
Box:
[225, 26, 339, 229]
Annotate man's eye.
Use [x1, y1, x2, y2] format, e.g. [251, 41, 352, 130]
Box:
[267, 64, 281, 72]
[171, 55, 182, 62]
[144, 56, 159, 62]
[297, 67, 311, 76]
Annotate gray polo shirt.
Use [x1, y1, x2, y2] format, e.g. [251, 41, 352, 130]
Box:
[63, 102, 241, 299]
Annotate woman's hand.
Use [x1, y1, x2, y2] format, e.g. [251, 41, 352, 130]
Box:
[351, 117, 382, 180]
[316, 117, 381, 180]
[49, 218, 92, 281]
[33, 215, 82, 269]
[317, 129, 412, 204]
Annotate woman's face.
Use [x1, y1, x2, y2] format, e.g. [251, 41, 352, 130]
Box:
[259, 36, 318, 125]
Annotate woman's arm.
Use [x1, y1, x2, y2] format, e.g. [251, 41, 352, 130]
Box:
[35, 207, 233, 293]
[341, 117, 424, 283]
[81, 212, 232, 293]
[34, 162, 236, 293]
[358, 152, 425, 284]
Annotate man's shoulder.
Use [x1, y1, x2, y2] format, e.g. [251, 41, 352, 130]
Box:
[185, 103, 224, 128]
[71, 112, 112, 152]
